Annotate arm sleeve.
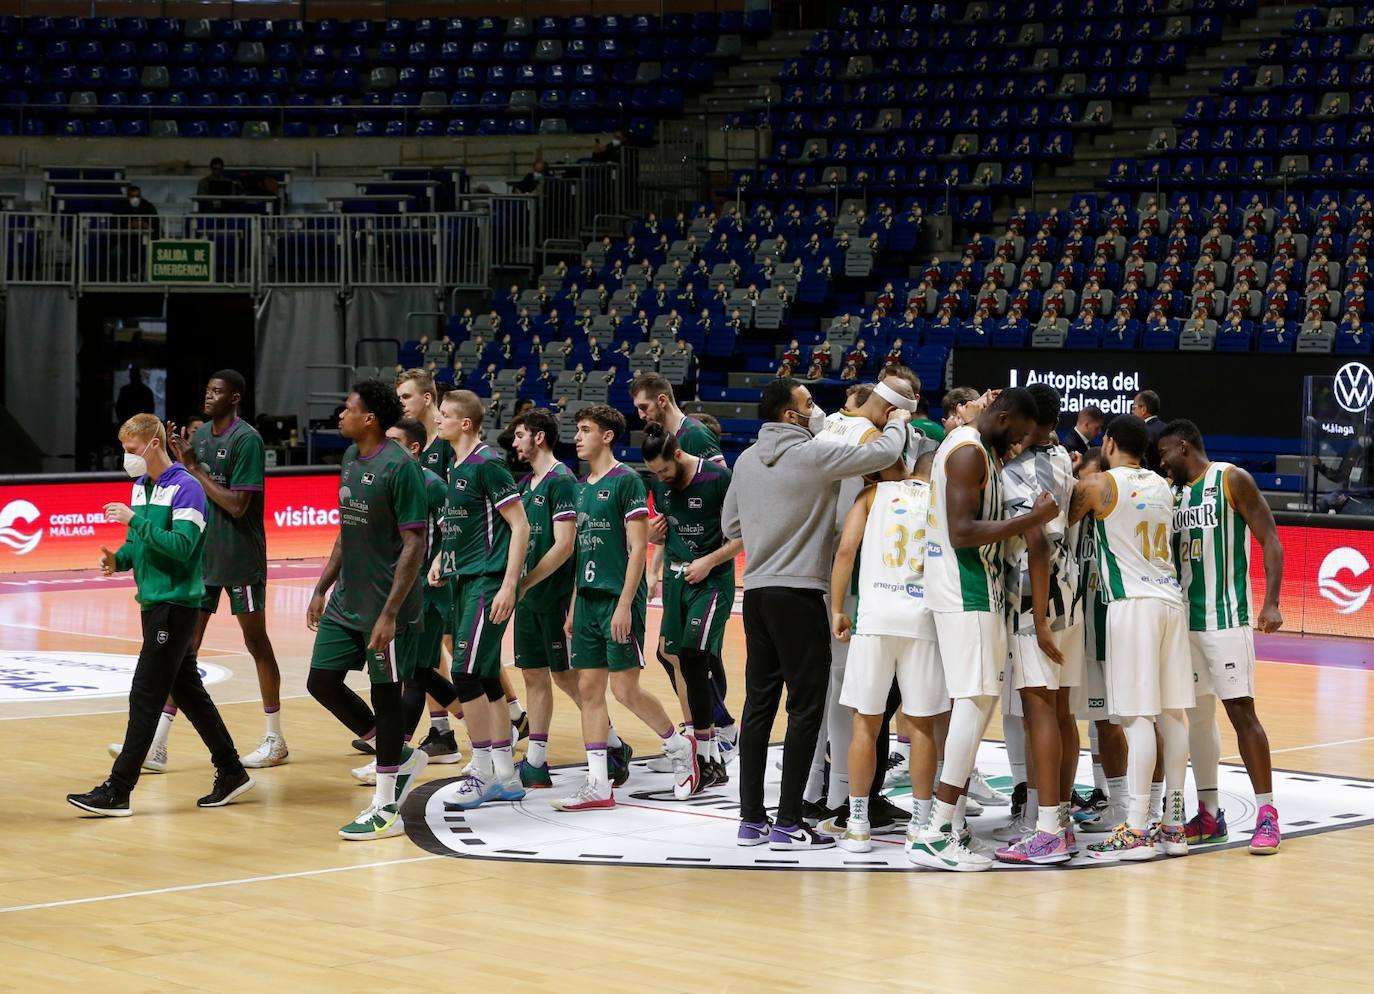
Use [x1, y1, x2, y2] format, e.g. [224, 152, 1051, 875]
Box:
[809, 420, 908, 481]
[620, 472, 649, 520]
[127, 479, 206, 559]
[391, 458, 429, 532]
[230, 432, 266, 491]
[482, 459, 522, 510]
[550, 474, 577, 521]
[722, 472, 742, 540]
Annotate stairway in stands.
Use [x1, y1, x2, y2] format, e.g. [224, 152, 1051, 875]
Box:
[1031, 1, 1306, 214]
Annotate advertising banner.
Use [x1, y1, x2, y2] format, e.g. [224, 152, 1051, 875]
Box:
[0, 470, 340, 574]
[1269, 522, 1374, 638]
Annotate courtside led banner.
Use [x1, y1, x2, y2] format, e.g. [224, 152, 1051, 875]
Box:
[1266, 523, 1374, 638]
[0, 471, 340, 573]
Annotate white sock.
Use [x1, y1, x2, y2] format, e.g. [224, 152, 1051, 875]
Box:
[1036, 805, 1060, 834]
[587, 744, 609, 787]
[1003, 713, 1026, 786]
[663, 729, 688, 754]
[953, 793, 968, 832]
[606, 726, 623, 750]
[1089, 722, 1105, 789]
[264, 707, 282, 738]
[430, 712, 451, 733]
[930, 798, 956, 833]
[507, 697, 523, 720]
[1164, 789, 1186, 828]
[153, 709, 175, 748]
[849, 795, 869, 825]
[913, 796, 933, 830]
[1025, 787, 1040, 826]
[1197, 787, 1220, 813]
[933, 760, 944, 795]
[1107, 775, 1128, 805]
[894, 737, 911, 761]
[374, 771, 397, 808]
[527, 736, 548, 767]
[471, 744, 493, 781]
[1092, 761, 1107, 791]
[707, 735, 720, 763]
[1149, 781, 1164, 823]
[1255, 791, 1275, 808]
[1123, 716, 1157, 830]
[492, 741, 515, 782]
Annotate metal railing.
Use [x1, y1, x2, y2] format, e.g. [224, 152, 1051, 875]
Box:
[1, 210, 493, 294]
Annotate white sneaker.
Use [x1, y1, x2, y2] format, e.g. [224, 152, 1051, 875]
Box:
[883, 761, 911, 790]
[352, 761, 377, 785]
[550, 778, 616, 811]
[839, 818, 872, 853]
[646, 755, 675, 774]
[670, 737, 699, 801]
[907, 826, 994, 871]
[992, 809, 1034, 843]
[964, 795, 984, 817]
[242, 733, 289, 769]
[968, 768, 1011, 806]
[396, 747, 429, 807]
[1080, 798, 1130, 834]
[108, 741, 167, 774]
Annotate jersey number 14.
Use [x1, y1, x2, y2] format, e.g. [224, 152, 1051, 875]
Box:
[1134, 521, 1168, 562]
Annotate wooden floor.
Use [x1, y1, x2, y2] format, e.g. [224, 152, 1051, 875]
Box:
[4, 565, 1374, 993]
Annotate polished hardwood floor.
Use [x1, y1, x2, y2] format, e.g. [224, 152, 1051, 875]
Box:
[3, 566, 1373, 993]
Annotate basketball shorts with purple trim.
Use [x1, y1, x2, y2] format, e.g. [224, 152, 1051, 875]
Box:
[309, 617, 402, 684]
[514, 595, 572, 672]
[660, 570, 732, 657]
[448, 574, 508, 680]
[570, 589, 646, 672]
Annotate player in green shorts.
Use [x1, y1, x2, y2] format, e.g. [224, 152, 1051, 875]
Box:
[508, 407, 580, 789]
[643, 423, 741, 793]
[110, 370, 287, 776]
[431, 389, 531, 810]
[306, 379, 430, 841]
[550, 404, 696, 812]
[393, 368, 470, 760]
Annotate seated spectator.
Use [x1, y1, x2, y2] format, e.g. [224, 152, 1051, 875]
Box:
[777, 338, 801, 378]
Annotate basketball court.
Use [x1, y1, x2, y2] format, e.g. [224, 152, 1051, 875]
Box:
[5, 560, 1374, 993]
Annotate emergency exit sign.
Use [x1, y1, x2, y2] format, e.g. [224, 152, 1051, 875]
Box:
[148, 240, 214, 283]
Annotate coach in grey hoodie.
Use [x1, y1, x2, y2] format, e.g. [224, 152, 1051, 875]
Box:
[722, 376, 911, 849]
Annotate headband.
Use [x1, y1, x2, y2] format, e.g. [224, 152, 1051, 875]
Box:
[873, 381, 919, 412]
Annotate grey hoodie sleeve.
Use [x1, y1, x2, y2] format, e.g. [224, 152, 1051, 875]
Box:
[722, 469, 742, 540]
[809, 419, 908, 480]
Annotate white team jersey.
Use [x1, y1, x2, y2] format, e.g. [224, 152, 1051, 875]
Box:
[1094, 465, 1183, 605]
[926, 424, 1004, 613]
[1000, 443, 1076, 633]
[825, 408, 881, 534]
[856, 479, 934, 637]
[1173, 461, 1253, 632]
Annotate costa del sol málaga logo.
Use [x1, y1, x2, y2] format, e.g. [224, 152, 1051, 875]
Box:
[1318, 546, 1373, 615]
[0, 500, 42, 556]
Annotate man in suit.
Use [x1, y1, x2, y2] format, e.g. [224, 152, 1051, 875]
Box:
[1133, 390, 1166, 470]
[1061, 404, 1106, 461]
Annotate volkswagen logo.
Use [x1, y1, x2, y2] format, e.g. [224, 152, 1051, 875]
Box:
[1334, 362, 1374, 413]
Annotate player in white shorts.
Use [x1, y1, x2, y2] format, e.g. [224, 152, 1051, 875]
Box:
[908, 388, 1057, 872]
[829, 450, 948, 852]
[805, 371, 921, 823]
[1158, 419, 1284, 855]
[993, 383, 1081, 865]
[1068, 448, 1130, 831]
[1073, 414, 1195, 862]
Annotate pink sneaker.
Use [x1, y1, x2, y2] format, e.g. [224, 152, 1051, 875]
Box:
[995, 829, 1071, 865]
[1250, 804, 1281, 855]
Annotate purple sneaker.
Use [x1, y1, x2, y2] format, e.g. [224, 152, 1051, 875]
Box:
[736, 818, 771, 847]
[995, 829, 1072, 865]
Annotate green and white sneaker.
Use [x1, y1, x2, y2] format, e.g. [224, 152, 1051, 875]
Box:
[906, 824, 994, 872]
[338, 802, 402, 841]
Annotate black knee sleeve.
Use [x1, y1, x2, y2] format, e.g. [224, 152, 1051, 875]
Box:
[451, 672, 485, 704]
[307, 667, 375, 737]
[678, 649, 717, 732]
[420, 668, 458, 707]
[369, 681, 403, 769]
[482, 677, 505, 703]
[657, 648, 679, 691]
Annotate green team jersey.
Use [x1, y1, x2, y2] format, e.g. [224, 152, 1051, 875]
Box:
[574, 462, 649, 596]
[191, 417, 266, 586]
[323, 440, 428, 633]
[422, 434, 453, 481]
[1173, 461, 1252, 631]
[440, 442, 521, 578]
[114, 464, 208, 609]
[675, 415, 724, 464]
[420, 465, 448, 606]
[650, 456, 733, 581]
[520, 460, 578, 609]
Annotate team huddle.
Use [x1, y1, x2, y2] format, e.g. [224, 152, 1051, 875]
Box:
[71, 364, 1284, 870]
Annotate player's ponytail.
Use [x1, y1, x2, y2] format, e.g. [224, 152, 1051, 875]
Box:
[641, 422, 678, 462]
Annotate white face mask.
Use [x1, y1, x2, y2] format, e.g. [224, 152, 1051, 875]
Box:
[129, 197, 141, 208]
[123, 439, 153, 479]
[805, 403, 827, 436]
